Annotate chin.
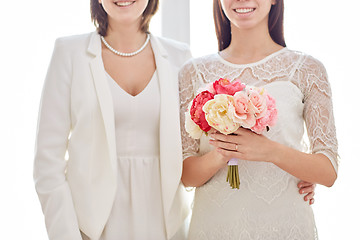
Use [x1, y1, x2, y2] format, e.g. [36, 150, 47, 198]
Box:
[111, 14, 142, 25]
[231, 18, 268, 32]
[232, 22, 257, 31]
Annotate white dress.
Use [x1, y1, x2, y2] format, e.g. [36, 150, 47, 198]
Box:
[178, 48, 339, 240]
[99, 71, 167, 240]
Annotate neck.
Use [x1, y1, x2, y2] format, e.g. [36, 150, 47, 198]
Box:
[223, 22, 282, 62]
[104, 20, 147, 52]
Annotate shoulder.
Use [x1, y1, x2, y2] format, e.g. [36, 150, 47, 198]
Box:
[153, 35, 190, 53]
[53, 32, 93, 52]
[287, 49, 331, 96]
[285, 48, 327, 73]
[46, 32, 95, 72]
[151, 35, 193, 67]
[192, 53, 219, 65]
[302, 54, 327, 74]
[180, 53, 218, 73]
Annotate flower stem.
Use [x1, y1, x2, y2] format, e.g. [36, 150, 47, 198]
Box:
[226, 165, 240, 189]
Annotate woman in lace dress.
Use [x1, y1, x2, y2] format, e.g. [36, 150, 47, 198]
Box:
[179, 0, 338, 239]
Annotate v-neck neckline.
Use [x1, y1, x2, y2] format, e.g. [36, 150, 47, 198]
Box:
[106, 71, 157, 98]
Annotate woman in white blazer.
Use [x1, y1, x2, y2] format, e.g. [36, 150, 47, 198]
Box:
[34, 0, 192, 239]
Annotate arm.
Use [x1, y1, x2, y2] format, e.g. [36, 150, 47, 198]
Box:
[210, 129, 335, 187]
[182, 148, 228, 187]
[184, 132, 319, 198]
[34, 39, 82, 239]
[273, 143, 336, 187]
[212, 129, 336, 187]
[273, 56, 338, 187]
[178, 60, 227, 187]
[185, 135, 319, 200]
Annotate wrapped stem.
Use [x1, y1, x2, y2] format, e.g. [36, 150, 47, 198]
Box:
[226, 158, 240, 189]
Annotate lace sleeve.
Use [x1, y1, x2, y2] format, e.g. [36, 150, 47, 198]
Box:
[179, 60, 200, 160]
[297, 56, 339, 173]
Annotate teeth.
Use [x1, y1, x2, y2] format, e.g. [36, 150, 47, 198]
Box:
[235, 8, 255, 13]
[115, 1, 134, 6]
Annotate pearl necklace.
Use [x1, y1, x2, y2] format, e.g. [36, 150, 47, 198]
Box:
[100, 34, 150, 57]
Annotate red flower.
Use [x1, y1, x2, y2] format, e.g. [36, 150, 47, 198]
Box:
[213, 78, 246, 96]
[190, 91, 214, 132]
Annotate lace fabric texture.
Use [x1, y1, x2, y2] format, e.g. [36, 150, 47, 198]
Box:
[178, 48, 338, 240]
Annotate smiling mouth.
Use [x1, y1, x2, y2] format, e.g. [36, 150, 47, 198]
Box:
[115, 1, 135, 7]
[234, 8, 255, 14]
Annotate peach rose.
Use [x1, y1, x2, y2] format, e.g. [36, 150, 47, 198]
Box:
[251, 93, 278, 133]
[203, 94, 240, 135]
[247, 88, 267, 119]
[229, 91, 256, 128]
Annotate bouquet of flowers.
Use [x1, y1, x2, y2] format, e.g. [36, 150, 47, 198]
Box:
[185, 78, 277, 189]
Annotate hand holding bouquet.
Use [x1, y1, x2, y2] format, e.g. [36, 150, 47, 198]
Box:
[185, 78, 277, 189]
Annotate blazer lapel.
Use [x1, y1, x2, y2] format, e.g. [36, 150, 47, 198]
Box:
[151, 35, 183, 228]
[88, 32, 117, 171]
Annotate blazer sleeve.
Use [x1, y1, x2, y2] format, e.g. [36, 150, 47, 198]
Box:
[33, 39, 82, 240]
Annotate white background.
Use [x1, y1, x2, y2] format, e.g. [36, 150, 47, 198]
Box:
[0, 0, 359, 239]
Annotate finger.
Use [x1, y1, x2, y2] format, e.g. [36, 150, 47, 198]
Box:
[210, 133, 241, 144]
[216, 147, 244, 159]
[299, 185, 315, 194]
[298, 181, 313, 188]
[233, 127, 250, 135]
[209, 140, 237, 151]
[304, 192, 314, 202]
[298, 181, 315, 188]
[309, 198, 315, 205]
[208, 128, 218, 134]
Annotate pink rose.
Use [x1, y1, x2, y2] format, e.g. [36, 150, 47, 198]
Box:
[251, 116, 269, 134]
[230, 91, 256, 128]
[213, 78, 246, 96]
[197, 82, 216, 95]
[247, 88, 267, 119]
[190, 91, 214, 132]
[251, 93, 278, 133]
[264, 94, 278, 126]
[204, 82, 216, 94]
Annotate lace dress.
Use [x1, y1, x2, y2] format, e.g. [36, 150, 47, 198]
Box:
[178, 48, 338, 240]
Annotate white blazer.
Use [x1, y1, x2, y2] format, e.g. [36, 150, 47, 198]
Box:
[34, 32, 192, 240]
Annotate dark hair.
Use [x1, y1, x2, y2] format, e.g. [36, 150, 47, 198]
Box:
[90, 0, 159, 36]
[213, 0, 286, 51]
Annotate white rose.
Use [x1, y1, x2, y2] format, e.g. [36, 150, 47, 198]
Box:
[203, 94, 240, 135]
[185, 108, 203, 139]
